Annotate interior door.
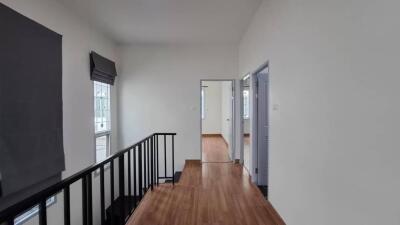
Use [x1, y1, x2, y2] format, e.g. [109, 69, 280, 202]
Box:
[256, 67, 269, 186]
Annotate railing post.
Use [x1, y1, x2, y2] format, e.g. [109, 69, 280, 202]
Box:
[39, 199, 47, 225]
[164, 135, 167, 179]
[133, 146, 137, 205]
[119, 155, 125, 223]
[138, 144, 143, 200]
[147, 139, 150, 190]
[150, 137, 154, 190]
[110, 160, 115, 225]
[156, 134, 159, 185]
[128, 150, 132, 197]
[100, 166, 105, 225]
[172, 135, 175, 186]
[87, 174, 93, 225]
[142, 141, 147, 189]
[82, 176, 88, 225]
[64, 186, 70, 225]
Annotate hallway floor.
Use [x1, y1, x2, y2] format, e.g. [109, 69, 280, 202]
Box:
[202, 136, 231, 162]
[127, 161, 285, 225]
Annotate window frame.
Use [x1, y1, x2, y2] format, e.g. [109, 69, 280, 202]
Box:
[243, 89, 250, 119]
[93, 81, 112, 164]
[201, 88, 205, 120]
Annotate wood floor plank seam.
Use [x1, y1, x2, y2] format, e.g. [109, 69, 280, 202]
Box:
[127, 163, 285, 225]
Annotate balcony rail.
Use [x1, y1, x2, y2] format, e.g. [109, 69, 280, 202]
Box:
[0, 133, 176, 225]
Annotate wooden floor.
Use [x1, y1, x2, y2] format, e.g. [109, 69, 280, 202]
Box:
[202, 136, 231, 162]
[127, 161, 285, 225]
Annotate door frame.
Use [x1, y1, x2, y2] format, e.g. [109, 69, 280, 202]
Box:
[239, 61, 270, 183]
[200, 79, 236, 163]
[253, 61, 270, 185]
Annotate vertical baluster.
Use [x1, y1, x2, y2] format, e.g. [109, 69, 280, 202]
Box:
[128, 150, 131, 197]
[144, 141, 147, 190]
[138, 143, 143, 200]
[100, 166, 105, 225]
[133, 146, 137, 204]
[172, 135, 175, 185]
[119, 155, 125, 223]
[147, 139, 150, 190]
[82, 176, 88, 225]
[39, 199, 47, 225]
[87, 174, 93, 225]
[156, 135, 159, 185]
[150, 136, 154, 190]
[164, 135, 167, 179]
[64, 186, 70, 225]
[110, 160, 115, 225]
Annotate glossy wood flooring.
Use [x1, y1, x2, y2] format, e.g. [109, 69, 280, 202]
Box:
[202, 136, 231, 163]
[127, 161, 285, 225]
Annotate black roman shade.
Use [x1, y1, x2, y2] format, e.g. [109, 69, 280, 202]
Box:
[0, 2, 64, 203]
[90, 51, 117, 85]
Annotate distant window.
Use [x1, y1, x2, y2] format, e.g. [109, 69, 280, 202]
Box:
[201, 88, 205, 119]
[14, 196, 56, 225]
[243, 90, 250, 119]
[94, 81, 111, 162]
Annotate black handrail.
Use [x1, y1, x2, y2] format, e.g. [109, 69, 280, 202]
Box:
[0, 132, 176, 225]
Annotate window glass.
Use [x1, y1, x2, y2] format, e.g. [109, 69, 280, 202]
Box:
[243, 90, 250, 119]
[96, 135, 108, 162]
[94, 81, 111, 133]
[94, 81, 111, 163]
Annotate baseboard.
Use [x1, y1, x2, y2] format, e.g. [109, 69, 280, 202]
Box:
[185, 159, 201, 165]
[202, 134, 222, 137]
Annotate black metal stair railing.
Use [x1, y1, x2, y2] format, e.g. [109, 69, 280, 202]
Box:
[0, 133, 176, 225]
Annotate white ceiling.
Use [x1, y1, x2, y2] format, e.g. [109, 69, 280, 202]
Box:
[56, 0, 262, 45]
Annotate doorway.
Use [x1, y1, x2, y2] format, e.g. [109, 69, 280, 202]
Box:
[255, 63, 269, 196]
[200, 80, 234, 163]
[241, 75, 251, 172]
[240, 62, 269, 197]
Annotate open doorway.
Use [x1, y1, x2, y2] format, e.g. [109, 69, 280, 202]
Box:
[241, 75, 251, 172]
[255, 63, 269, 198]
[200, 80, 234, 163]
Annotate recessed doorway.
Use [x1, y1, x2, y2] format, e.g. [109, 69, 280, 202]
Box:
[240, 62, 270, 198]
[200, 80, 235, 163]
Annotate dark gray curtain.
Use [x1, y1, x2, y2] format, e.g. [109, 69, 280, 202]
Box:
[0, 3, 64, 198]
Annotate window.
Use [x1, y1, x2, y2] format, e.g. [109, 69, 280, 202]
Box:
[201, 88, 205, 119]
[94, 81, 111, 162]
[14, 196, 56, 225]
[243, 90, 250, 119]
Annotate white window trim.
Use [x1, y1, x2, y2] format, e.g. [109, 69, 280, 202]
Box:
[93, 81, 112, 167]
[14, 196, 56, 225]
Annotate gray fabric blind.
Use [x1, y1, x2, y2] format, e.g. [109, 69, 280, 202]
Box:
[0, 3, 65, 198]
[90, 51, 117, 85]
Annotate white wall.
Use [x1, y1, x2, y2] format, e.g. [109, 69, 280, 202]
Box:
[239, 0, 400, 224]
[202, 81, 222, 134]
[118, 44, 238, 171]
[0, 1, 119, 225]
